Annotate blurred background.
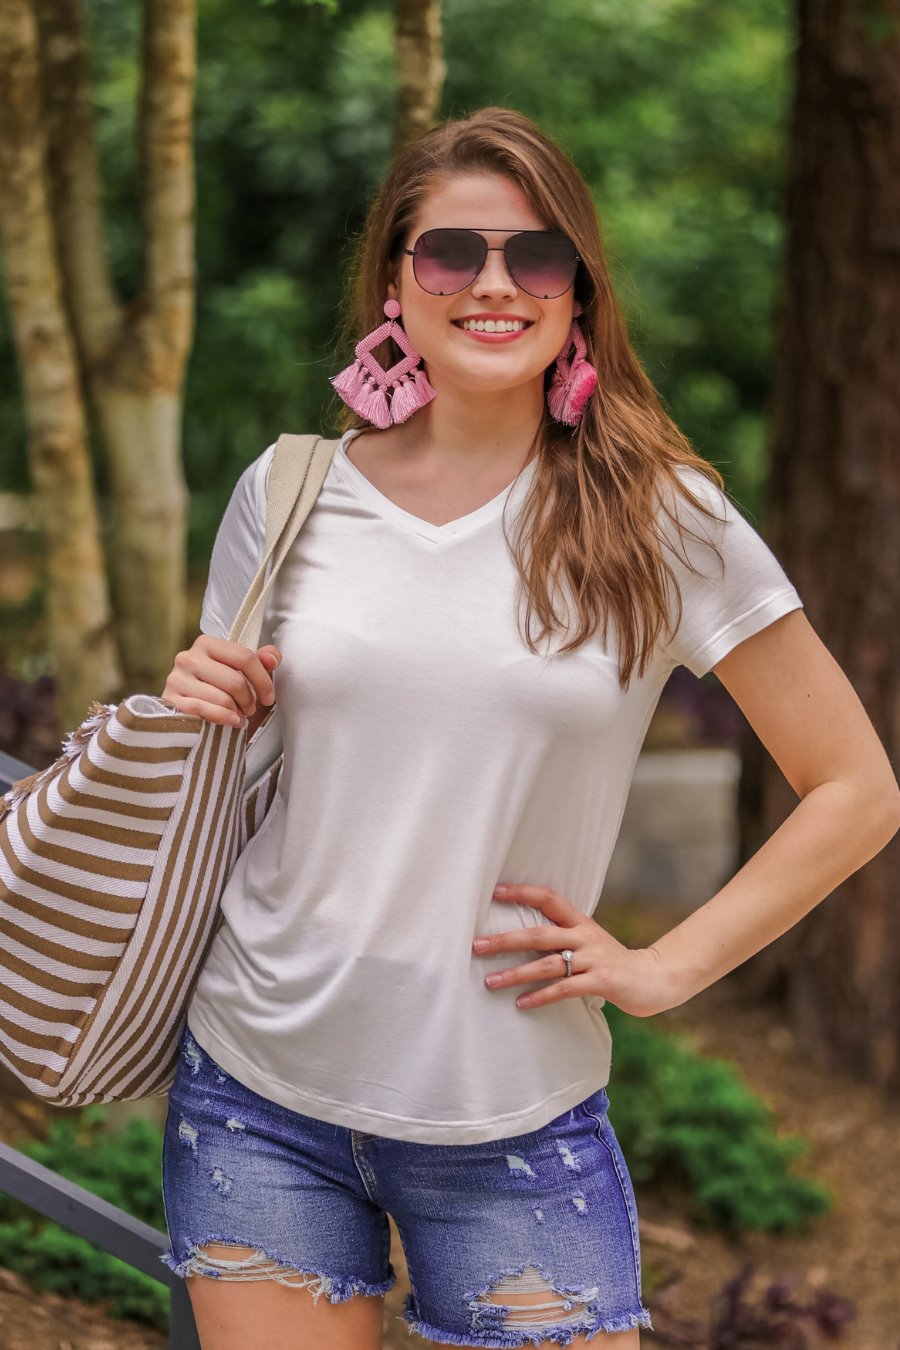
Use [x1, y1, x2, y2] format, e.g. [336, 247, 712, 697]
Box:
[0, 1, 897, 1346]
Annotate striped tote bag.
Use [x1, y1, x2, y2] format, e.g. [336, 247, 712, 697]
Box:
[0, 433, 339, 1107]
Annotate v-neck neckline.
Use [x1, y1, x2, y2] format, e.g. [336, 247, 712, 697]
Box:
[333, 428, 537, 544]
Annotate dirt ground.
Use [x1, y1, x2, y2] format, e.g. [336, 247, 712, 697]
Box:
[0, 901, 897, 1349]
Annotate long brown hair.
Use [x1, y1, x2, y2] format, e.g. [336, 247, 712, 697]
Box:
[331, 106, 727, 688]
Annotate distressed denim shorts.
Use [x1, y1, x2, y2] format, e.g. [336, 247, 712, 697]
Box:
[160, 1022, 654, 1346]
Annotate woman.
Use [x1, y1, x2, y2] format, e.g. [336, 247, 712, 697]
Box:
[159, 107, 899, 1350]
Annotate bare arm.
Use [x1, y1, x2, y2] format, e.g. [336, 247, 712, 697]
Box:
[647, 609, 900, 1005]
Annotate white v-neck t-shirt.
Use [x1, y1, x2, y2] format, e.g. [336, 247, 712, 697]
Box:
[186, 427, 804, 1143]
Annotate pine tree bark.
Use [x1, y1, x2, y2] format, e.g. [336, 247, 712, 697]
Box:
[0, 0, 121, 729]
[734, 1, 900, 1089]
[394, 0, 445, 154]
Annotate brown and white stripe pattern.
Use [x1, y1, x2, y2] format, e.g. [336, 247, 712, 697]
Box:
[0, 434, 335, 1109]
[0, 694, 282, 1106]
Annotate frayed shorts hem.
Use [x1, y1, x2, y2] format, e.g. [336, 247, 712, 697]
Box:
[402, 1306, 654, 1346]
[159, 1234, 397, 1304]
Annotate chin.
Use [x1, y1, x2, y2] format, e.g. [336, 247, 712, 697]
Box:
[440, 355, 547, 384]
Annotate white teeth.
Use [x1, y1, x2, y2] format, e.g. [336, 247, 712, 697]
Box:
[460, 318, 528, 333]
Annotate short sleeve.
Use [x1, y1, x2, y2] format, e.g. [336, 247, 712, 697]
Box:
[658, 465, 804, 678]
[199, 442, 277, 641]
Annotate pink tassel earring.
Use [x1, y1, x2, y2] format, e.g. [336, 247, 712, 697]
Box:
[330, 299, 436, 428]
[547, 301, 598, 427]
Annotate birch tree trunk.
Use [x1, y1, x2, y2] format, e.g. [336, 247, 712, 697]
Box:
[735, 0, 900, 1088]
[0, 0, 196, 732]
[0, 0, 120, 727]
[38, 0, 196, 702]
[394, 0, 445, 154]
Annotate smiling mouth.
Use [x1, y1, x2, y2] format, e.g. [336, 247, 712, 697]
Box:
[451, 319, 535, 335]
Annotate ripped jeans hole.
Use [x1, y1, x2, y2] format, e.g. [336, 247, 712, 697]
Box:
[209, 1166, 234, 1196]
[468, 1265, 600, 1333]
[178, 1117, 199, 1151]
[183, 1244, 336, 1300]
[556, 1141, 582, 1172]
[182, 1034, 204, 1076]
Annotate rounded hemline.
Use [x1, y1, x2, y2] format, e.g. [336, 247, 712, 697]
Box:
[185, 1010, 611, 1146]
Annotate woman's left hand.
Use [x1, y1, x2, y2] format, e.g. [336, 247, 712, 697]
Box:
[472, 884, 675, 1019]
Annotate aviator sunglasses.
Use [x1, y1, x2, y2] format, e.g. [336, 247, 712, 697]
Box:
[402, 227, 580, 300]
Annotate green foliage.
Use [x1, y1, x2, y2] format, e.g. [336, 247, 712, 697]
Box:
[0, 1217, 168, 1327]
[441, 0, 792, 505]
[0, 1106, 170, 1330]
[0, 0, 793, 549]
[605, 1003, 833, 1234]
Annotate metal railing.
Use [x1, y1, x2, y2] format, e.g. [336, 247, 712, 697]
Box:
[0, 749, 36, 790]
[0, 749, 201, 1348]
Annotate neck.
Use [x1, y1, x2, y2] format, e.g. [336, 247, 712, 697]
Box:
[390, 372, 546, 473]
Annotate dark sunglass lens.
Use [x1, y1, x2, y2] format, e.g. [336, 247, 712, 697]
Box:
[413, 229, 486, 295]
[506, 232, 578, 298]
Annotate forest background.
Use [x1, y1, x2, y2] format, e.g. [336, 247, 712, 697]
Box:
[0, 0, 789, 591]
[0, 2, 898, 1342]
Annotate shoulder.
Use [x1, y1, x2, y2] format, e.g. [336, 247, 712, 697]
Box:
[204, 439, 280, 571]
[215, 441, 278, 551]
[654, 461, 735, 568]
[198, 440, 276, 640]
[652, 465, 803, 676]
[654, 459, 796, 602]
[248, 440, 279, 518]
[663, 462, 731, 523]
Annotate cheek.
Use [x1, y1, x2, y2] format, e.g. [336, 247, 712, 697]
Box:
[527, 314, 572, 376]
[396, 301, 451, 360]
[540, 318, 572, 366]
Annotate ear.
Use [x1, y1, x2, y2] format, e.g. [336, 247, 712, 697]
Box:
[387, 274, 400, 303]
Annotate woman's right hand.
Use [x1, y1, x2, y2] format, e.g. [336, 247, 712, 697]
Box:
[161, 636, 283, 728]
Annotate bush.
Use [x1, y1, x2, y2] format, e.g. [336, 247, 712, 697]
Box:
[605, 1003, 833, 1233]
[0, 1106, 170, 1330]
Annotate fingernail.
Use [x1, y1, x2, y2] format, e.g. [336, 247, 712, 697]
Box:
[493, 884, 507, 895]
[473, 938, 489, 952]
[485, 974, 501, 987]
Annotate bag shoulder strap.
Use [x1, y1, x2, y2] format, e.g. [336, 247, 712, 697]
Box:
[228, 433, 340, 648]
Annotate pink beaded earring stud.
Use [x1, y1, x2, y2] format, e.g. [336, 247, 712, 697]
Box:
[330, 299, 436, 429]
[547, 301, 598, 427]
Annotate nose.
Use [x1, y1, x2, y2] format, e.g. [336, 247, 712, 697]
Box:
[471, 246, 518, 298]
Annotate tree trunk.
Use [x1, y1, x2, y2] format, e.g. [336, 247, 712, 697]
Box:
[733, 0, 900, 1090]
[394, 0, 445, 155]
[0, 0, 196, 735]
[0, 0, 121, 730]
[35, 0, 196, 702]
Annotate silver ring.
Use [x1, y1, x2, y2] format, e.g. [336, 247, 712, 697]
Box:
[560, 948, 574, 978]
